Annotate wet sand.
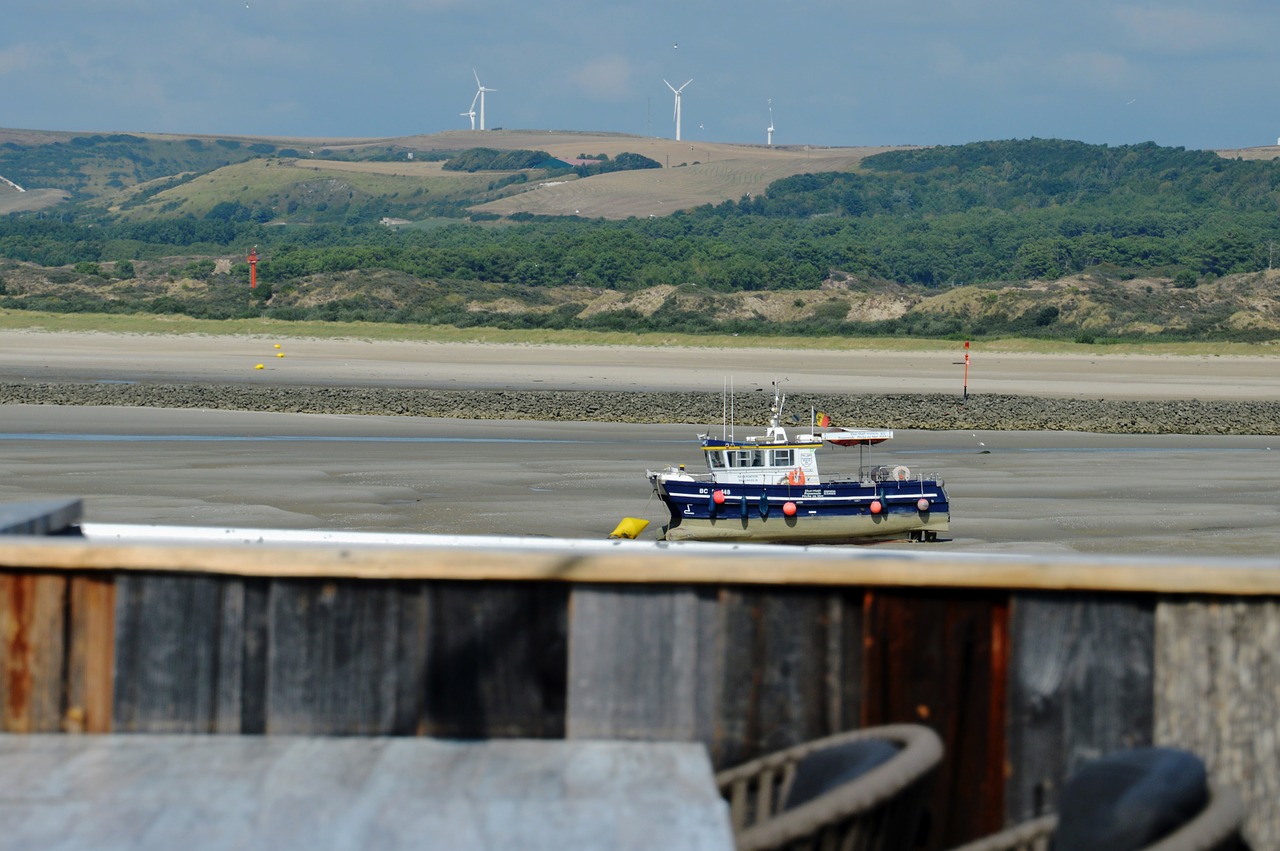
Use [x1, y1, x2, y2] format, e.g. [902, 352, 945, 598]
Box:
[1, 331, 1278, 556]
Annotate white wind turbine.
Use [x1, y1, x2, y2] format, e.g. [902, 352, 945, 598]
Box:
[767, 99, 775, 147]
[460, 91, 478, 130]
[664, 78, 692, 141]
[473, 69, 496, 130]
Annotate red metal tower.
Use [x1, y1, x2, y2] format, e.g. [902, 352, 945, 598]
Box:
[247, 247, 259, 289]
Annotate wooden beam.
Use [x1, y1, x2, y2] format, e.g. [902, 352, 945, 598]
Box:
[1, 539, 1279, 596]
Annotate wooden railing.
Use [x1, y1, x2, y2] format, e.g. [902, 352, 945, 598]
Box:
[1, 510, 1277, 849]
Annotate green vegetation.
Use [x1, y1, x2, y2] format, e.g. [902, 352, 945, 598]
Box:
[2, 137, 1279, 343]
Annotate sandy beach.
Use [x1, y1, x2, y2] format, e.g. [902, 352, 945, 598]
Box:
[1, 330, 1278, 557]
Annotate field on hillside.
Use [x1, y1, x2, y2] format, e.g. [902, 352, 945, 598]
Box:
[440, 132, 899, 218]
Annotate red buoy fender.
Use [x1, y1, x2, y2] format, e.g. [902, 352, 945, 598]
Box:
[870, 500, 882, 515]
[713, 490, 725, 505]
[783, 501, 797, 517]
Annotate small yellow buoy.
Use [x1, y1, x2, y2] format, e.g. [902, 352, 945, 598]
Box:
[609, 517, 650, 539]
[255, 364, 264, 370]
[277, 352, 284, 358]
[274, 344, 281, 349]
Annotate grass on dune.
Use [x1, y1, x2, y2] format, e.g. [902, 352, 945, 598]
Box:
[0, 309, 1275, 357]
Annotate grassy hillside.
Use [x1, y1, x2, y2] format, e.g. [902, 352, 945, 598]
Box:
[3, 130, 1280, 345]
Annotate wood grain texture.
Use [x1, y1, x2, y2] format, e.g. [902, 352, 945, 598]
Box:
[0, 735, 734, 851]
[1155, 597, 1280, 851]
[66, 574, 115, 733]
[3, 538, 1279, 595]
[0, 573, 67, 732]
[423, 582, 568, 739]
[710, 587, 864, 769]
[265, 579, 402, 734]
[567, 585, 719, 743]
[113, 574, 230, 732]
[863, 589, 1008, 850]
[1005, 593, 1154, 825]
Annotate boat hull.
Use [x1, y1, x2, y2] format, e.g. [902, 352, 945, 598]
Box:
[653, 478, 950, 544]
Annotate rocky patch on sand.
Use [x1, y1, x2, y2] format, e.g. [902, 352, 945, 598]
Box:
[2, 382, 1277, 435]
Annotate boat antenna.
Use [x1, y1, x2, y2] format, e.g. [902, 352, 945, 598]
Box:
[729, 376, 735, 441]
[722, 378, 727, 441]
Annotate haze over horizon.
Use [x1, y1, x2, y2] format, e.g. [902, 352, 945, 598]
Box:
[3, 1, 1278, 151]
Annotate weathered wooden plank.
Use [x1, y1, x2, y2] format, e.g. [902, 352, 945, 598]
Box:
[1005, 593, 1154, 825]
[426, 582, 568, 739]
[112, 573, 233, 732]
[4, 538, 1280, 595]
[65, 574, 115, 732]
[566, 585, 718, 743]
[390, 581, 431, 735]
[0, 735, 734, 851]
[0, 573, 67, 732]
[212, 579, 246, 733]
[862, 590, 1008, 850]
[237, 577, 270, 734]
[1155, 597, 1280, 851]
[265, 579, 402, 734]
[65, 573, 115, 731]
[0, 498, 81, 536]
[710, 587, 863, 769]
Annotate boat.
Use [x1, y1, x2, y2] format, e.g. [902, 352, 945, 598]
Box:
[647, 383, 950, 544]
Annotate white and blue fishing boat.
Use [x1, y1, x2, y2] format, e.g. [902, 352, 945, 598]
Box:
[647, 384, 950, 544]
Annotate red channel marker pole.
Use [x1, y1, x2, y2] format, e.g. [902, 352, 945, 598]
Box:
[963, 340, 970, 400]
[247, 247, 259, 289]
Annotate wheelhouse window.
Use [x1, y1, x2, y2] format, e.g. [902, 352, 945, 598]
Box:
[708, 451, 726, 468]
[729, 450, 764, 468]
[771, 449, 793, 467]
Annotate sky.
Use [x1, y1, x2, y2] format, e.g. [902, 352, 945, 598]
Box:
[2, 1, 1278, 151]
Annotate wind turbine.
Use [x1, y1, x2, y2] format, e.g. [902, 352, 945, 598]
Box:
[664, 78, 692, 141]
[460, 91, 478, 130]
[766, 99, 775, 147]
[473, 69, 496, 130]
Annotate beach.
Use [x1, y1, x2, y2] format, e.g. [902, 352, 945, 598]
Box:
[1, 330, 1278, 556]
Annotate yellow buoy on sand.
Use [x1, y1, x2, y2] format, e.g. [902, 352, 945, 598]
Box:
[609, 517, 650, 539]
[254, 364, 264, 370]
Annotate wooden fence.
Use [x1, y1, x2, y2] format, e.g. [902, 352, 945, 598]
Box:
[1, 512, 1277, 848]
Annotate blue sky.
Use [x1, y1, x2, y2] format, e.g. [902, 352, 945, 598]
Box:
[2, 1, 1277, 150]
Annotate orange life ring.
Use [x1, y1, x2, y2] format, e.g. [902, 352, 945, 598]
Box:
[787, 467, 806, 486]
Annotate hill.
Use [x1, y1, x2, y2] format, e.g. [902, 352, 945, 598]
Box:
[0, 126, 904, 221]
[2, 131, 1280, 344]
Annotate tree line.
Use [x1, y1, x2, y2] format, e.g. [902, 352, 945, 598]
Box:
[4, 138, 1280, 294]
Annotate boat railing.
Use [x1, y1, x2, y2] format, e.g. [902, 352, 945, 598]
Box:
[861, 465, 943, 485]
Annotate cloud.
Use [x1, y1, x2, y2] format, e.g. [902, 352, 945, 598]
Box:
[568, 56, 633, 101]
[0, 44, 38, 76]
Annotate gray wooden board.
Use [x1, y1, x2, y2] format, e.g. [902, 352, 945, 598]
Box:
[0, 734, 733, 851]
[566, 585, 720, 744]
[0, 498, 81, 535]
[712, 587, 864, 769]
[113, 574, 230, 733]
[1156, 597, 1280, 851]
[423, 582, 568, 739]
[1006, 592, 1155, 825]
[265, 579, 402, 734]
